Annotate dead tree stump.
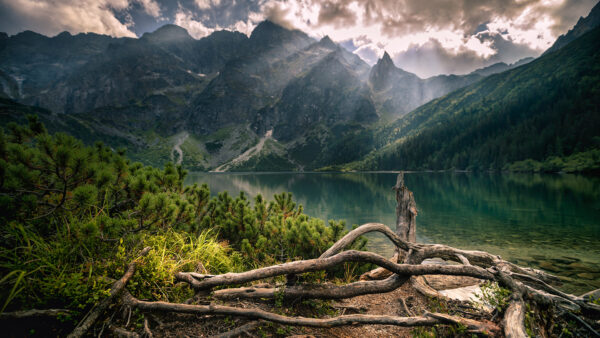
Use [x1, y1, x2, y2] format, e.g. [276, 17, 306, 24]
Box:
[394, 172, 417, 243]
[361, 172, 417, 280]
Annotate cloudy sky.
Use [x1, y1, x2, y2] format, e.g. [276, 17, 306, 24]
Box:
[0, 0, 597, 77]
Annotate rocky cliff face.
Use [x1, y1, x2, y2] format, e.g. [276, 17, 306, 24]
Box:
[0, 20, 529, 170]
[544, 1, 600, 55]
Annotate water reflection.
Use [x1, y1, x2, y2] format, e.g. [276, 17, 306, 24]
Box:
[185, 172, 600, 294]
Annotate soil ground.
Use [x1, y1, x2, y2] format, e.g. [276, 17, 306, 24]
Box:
[133, 278, 493, 338]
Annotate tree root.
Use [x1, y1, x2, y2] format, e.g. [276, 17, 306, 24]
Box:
[31, 173, 600, 335]
[0, 308, 71, 319]
[212, 274, 410, 300]
[109, 325, 141, 338]
[123, 291, 500, 333]
[502, 297, 527, 337]
[177, 250, 493, 290]
[173, 222, 598, 336]
[213, 321, 262, 338]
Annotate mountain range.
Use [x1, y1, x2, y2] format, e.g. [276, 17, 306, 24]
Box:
[1, 1, 599, 172]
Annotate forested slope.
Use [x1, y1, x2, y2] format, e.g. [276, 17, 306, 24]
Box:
[341, 25, 600, 172]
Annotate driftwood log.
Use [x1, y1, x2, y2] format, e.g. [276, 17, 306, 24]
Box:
[68, 173, 599, 336]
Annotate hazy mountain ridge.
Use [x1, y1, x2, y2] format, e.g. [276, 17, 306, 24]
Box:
[367, 52, 535, 119]
[335, 24, 600, 173]
[0, 16, 579, 171]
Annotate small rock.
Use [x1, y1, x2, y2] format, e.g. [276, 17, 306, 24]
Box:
[576, 272, 596, 280]
[539, 261, 561, 273]
[424, 275, 481, 290]
[569, 262, 599, 273]
[439, 285, 493, 313]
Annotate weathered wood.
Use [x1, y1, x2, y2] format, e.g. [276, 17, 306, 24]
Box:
[361, 173, 418, 280]
[212, 275, 410, 300]
[426, 311, 501, 335]
[510, 272, 582, 303]
[67, 247, 151, 338]
[455, 254, 471, 266]
[502, 299, 527, 338]
[109, 325, 141, 338]
[359, 253, 398, 281]
[410, 276, 443, 299]
[320, 223, 414, 259]
[177, 250, 494, 290]
[124, 292, 499, 330]
[0, 308, 71, 319]
[143, 318, 153, 338]
[394, 173, 417, 243]
[581, 288, 600, 301]
[318, 222, 531, 276]
[213, 321, 262, 338]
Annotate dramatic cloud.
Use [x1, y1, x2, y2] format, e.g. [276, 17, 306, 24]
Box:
[247, 0, 597, 76]
[195, 0, 222, 10]
[174, 6, 214, 38]
[0, 0, 597, 76]
[138, 0, 163, 18]
[0, 0, 164, 37]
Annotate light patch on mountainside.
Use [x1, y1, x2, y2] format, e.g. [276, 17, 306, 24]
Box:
[213, 129, 274, 172]
[171, 131, 188, 165]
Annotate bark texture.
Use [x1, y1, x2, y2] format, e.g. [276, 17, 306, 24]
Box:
[123, 291, 499, 333]
[394, 172, 417, 243]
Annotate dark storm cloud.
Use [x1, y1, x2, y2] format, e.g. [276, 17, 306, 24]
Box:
[318, 0, 357, 28]
[546, 0, 599, 35]
[0, 0, 597, 76]
[353, 0, 538, 36]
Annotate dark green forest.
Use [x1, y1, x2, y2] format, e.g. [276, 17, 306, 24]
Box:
[334, 25, 600, 173]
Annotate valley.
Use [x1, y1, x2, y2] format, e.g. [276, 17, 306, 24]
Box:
[1, 19, 545, 172]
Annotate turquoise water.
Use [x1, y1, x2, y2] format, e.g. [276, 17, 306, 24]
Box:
[185, 172, 600, 294]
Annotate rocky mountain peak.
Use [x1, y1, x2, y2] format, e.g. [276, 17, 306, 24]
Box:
[318, 35, 337, 49]
[544, 1, 600, 54]
[143, 24, 193, 43]
[250, 20, 287, 40]
[369, 51, 399, 90]
[374, 51, 397, 71]
[381, 51, 393, 63]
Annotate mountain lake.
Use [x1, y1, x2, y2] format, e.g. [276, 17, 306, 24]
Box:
[186, 171, 600, 294]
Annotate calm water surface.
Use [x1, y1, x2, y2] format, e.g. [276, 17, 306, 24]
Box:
[185, 172, 600, 293]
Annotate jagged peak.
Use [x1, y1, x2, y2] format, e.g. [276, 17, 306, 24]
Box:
[318, 35, 336, 49]
[375, 51, 396, 69]
[382, 51, 392, 62]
